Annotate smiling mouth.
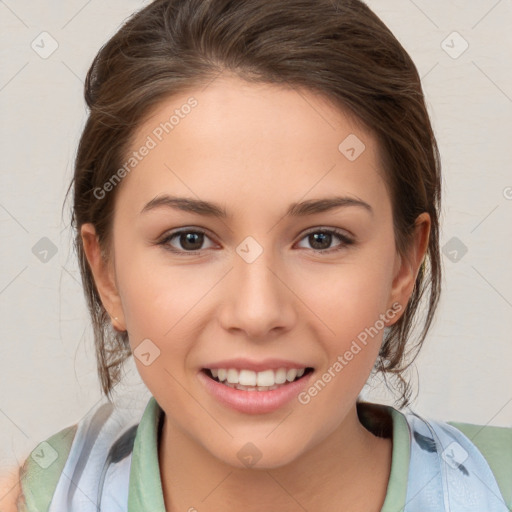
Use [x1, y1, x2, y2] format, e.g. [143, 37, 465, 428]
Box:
[202, 367, 314, 392]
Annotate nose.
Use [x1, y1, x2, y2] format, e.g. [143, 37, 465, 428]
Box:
[217, 246, 297, 341]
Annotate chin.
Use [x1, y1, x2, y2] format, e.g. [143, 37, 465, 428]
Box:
[211, 439, 307, 471]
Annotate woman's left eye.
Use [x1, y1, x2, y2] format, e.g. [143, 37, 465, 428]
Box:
[158, 227, 354, 255]
[296, 228, 355, 253]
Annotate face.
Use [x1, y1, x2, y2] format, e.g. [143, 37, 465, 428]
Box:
[83, 73, 428, 469]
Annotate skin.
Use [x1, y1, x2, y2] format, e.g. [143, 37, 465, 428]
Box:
[82, 73, 430, 511]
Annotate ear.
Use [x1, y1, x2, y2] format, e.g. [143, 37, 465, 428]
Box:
[81, 223, 126, 332]
[385, 212, 431, 325]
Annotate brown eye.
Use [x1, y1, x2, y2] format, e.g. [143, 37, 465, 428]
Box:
[308, 232, 332, 250]
[159, 229, 216, 253]
[296, 228, 354, 253]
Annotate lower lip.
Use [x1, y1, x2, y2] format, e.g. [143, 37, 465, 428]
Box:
[197, 370, 314, 415]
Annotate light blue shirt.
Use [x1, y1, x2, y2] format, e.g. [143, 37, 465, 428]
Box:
[19, 396, 511, 511]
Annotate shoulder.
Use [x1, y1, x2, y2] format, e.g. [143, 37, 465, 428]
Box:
[446, 421, 512, 460]
[447, 420, 512, 507]
[19, 399, 146, 511]
[0, 424, 78, 512]
[18, 423, 78, 512]
[446, 420, 512, 467]
[447, 419, 512, 445]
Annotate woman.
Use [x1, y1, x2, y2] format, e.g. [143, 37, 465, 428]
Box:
[7, 0, 511, 510]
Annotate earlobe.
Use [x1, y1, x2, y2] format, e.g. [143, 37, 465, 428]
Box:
[386, 213, 431, 325]
[80, 223, 126, 332]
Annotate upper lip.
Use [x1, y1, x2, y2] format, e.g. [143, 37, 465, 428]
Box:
[202, 358, 313, 372]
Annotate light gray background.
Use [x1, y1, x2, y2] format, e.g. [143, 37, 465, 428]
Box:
[1, 0, 511, 471]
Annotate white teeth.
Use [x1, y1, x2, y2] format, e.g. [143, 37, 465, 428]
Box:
[256, 369, 275, 387]
[227, 368, 239, 384]
[208, 367, 308, 388]
[286, 369, 298, 382]
[275, 368, 287, 384]
[238, 369, 257, 386]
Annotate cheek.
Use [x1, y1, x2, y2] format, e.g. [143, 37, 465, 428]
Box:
[295, 269, 390, 430]
[108, 228, 207, 406]
[294, 254, 395, 340]
[112, 242, 194, 346]
[114, 254, 199, 397]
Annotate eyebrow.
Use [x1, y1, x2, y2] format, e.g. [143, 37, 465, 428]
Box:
[140, 194, 373, 218]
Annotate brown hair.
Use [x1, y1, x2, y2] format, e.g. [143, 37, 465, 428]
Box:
[68, 0, 441, 408]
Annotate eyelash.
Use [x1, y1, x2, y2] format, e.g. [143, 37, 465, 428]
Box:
[157, 227, 355, 256]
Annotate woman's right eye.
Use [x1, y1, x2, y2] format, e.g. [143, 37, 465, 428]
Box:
[159, 229, 217, 254]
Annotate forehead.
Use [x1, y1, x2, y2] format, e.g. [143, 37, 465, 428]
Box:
[134, 74, 374, 152]
[117, 74, 388, 218]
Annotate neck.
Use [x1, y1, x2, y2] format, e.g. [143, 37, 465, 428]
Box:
[158, 403, 393, 512]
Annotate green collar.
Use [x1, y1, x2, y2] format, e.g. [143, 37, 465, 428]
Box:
[127, 397, 410, 511]
[128, 397, 166, 511]
[358, 401, 411, 512]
